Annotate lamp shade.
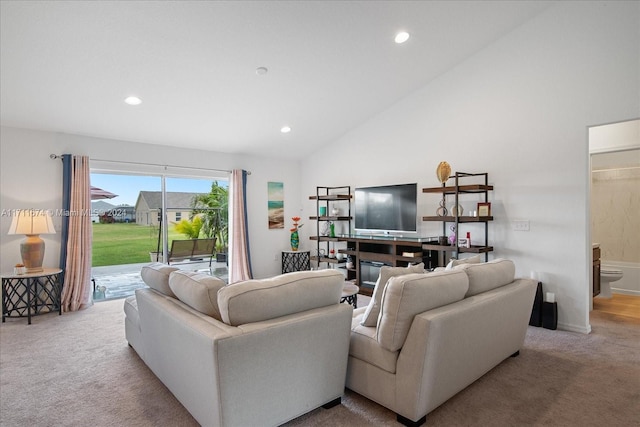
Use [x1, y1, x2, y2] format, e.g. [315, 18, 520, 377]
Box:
[8, 209, 56, 235]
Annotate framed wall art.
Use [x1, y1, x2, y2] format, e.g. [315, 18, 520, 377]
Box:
[268, 181, 284, 229]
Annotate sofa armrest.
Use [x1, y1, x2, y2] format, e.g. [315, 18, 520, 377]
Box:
[395, 279, 537, 421]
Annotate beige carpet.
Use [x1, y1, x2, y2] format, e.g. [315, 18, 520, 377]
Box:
[1, 298, 639, 426]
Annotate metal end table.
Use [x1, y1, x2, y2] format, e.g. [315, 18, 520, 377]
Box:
[2, 268, 63, 324]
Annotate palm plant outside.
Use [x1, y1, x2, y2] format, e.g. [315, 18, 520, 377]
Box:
[173, 215, 204, 238]
[191, 181, 229, 253]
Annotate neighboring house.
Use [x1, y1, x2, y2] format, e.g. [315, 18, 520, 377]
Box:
[106, 205, 135, 223]
[91, 200, 116, 223]
[134, 191, 206, 226]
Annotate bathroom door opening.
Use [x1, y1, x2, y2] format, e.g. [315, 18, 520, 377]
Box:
[587, 118, 640, 320]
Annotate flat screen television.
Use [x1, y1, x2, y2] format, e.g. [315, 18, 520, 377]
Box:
[354, 183, 417, 234]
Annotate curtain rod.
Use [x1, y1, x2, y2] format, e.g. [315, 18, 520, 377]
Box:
[50, 154, 250, 175]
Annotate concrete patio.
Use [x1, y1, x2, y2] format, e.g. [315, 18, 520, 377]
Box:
[91, 260, 229, 301]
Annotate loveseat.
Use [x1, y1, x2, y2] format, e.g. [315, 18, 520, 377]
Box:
[346, 259, 537, 426]
[124, 264, 353, 427]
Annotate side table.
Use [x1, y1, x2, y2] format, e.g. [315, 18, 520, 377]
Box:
[2, 268, 63, 325]
[282, 250, 311, 274]
[341, 282, 359, 309]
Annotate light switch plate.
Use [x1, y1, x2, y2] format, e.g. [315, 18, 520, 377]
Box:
[513, 220, 530, 231]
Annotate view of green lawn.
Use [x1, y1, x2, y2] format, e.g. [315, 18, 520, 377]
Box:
[92, 223, 182, 266]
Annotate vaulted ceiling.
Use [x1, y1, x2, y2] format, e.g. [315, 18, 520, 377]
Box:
[0, 1, 553, 159]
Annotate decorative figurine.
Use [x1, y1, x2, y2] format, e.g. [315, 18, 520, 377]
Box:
[436, 161, 451, 216]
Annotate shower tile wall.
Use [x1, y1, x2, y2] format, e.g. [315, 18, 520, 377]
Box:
[591, 167, 640, 262]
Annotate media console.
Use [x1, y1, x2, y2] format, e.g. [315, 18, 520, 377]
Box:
[337, 234, 438, 296]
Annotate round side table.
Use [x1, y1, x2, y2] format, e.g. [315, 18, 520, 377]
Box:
[341, 282, 359, 309]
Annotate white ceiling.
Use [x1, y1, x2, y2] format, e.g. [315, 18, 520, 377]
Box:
[0, 1, 554, 159]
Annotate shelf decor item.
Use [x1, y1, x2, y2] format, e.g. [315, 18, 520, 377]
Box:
[320, 221, 330, 236]
[436, 161, 451, 183]
[448, 225, 457, 246]
[436, 161, 451, 216]
[477, 202, 491, 217]
[450, 204, 464, 217]
[290, 217, 303, 251]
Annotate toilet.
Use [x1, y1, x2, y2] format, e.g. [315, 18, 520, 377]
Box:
[599, 267, 624, 298]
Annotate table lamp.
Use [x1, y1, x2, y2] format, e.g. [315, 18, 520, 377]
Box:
[8, 209, 56, 273]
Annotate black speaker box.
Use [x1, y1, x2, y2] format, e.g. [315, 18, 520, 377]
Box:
[542, 301, 558, 330]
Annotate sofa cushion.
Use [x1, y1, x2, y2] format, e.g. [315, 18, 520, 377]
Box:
[460, 258, 515, 297]
[351, 309, 399, 373]
[360, 263, 425, 327]
[445, 254, 482, 270]
[377, 270, 469, 352]
[140, 263, 180, 297]
[168, 270, 226, 320]
[217, 269, 344, 326]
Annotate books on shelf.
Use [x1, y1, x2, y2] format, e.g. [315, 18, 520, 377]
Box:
[402, 251, 423, 258]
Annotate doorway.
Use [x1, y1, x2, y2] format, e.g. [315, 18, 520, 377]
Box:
[588, 119, 640, 322]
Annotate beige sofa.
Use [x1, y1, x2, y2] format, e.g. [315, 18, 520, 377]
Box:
[346, 259, 537, 426]
[124, 264, 353, 427]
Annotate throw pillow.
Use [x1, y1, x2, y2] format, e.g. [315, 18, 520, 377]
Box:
[168, 270, 226, 320]
[445, 254, 482, 270]
[140, 263, 180, 297]
[360, 263, 425, 327]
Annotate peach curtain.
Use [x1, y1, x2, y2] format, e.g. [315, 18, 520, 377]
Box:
[60, 155, 93, 311]
[229, 169, 252, 283]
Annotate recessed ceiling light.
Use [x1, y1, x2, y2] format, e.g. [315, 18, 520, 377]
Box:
[256, 67, 268, 75]
[394, 31, 410, 44]
[280, 126, 291, 134]
[124, 96, 142, 106]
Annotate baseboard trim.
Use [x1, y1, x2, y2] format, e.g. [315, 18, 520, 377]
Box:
[557, 322, 591, 334]
[611, 288, 640, 296]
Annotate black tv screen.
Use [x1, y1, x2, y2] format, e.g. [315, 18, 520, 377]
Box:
[354, 183, 417, 233]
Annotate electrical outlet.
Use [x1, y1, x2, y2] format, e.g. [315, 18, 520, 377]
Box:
[513, 220, 530, 231]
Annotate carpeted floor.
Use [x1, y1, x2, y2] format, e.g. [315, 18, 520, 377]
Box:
[1, 298, 638, 426]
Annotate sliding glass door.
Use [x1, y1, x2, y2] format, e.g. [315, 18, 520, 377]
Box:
[90, 171, 229, 300]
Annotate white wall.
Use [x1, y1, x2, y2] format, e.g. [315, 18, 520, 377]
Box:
[0, 127, 300, 279]
[300, 1, 640, 333]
